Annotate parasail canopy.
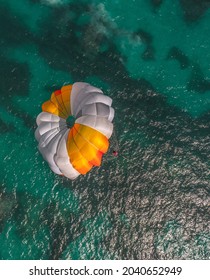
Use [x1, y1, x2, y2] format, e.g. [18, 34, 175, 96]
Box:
[35, 82, 115, 179]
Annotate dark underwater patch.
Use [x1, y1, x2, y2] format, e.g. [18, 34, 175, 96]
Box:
[39, 203, 84, 260]
[35, 4, 88, 77]
[133, 29, 155, 60]
[0, 56, 33, 128]
[180, 0, 210, 22]
[0, 56, 30, 99]
[0, 4, 33, 130]
[0, 7, 31, 98]
[8, 104, 36, 130]
[0, 190, 17, 234]
[29, 0, 40, 3]
[142, 45, 155, 60]
[0, 5, 32, 47]
[133, 29, 153, 45]
[0, 119, 15, 133]
[150, 0, 164, 9]
[35, 3, 156, 85]
[188, 64, 210, 93]
[167, 47, 190, 69]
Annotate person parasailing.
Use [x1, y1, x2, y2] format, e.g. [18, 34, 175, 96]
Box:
[112, 150, 118, 157]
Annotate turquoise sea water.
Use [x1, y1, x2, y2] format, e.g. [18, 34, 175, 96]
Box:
[0, 0, 210, 259]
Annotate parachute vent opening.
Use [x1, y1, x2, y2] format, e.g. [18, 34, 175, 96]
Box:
[66, 115, 75, 128]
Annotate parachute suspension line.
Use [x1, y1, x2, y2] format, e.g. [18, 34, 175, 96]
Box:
[112, 127, 130, 160]
[112, 126, 120, 152]
[103, 126, 120, 161]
